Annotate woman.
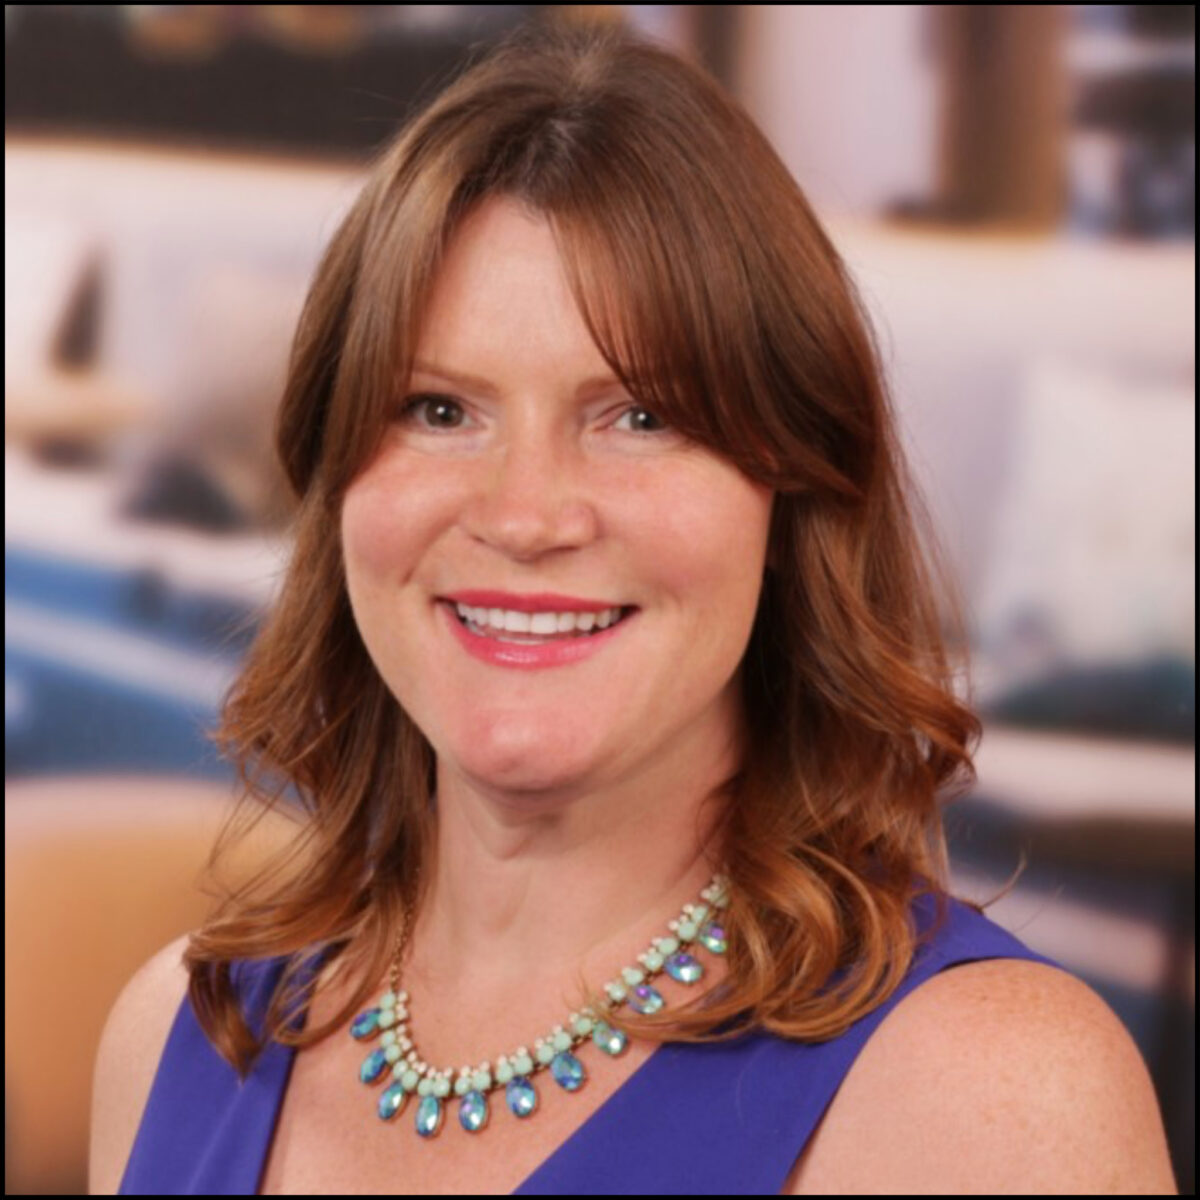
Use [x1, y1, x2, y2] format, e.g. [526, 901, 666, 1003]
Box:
[93, 22, 1177, 1196]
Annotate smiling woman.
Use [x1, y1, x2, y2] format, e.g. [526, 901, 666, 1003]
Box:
[93, 18, 1177, 1198]
[340, 192, 775, 755]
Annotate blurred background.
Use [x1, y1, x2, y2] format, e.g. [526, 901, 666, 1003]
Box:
[4, 5, 1194, 1194]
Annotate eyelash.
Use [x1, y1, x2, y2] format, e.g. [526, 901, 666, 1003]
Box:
[392, 393, 674, 437]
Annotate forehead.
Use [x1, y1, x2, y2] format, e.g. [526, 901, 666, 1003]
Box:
[411, 196, 619, 380]
[427, 197, 567, 313]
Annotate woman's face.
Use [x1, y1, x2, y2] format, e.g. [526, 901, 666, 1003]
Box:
[341, 195, 774, 801]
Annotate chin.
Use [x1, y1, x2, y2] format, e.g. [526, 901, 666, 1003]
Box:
[452, 749, 602, 801]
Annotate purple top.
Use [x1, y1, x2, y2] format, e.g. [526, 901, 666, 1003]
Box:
[120, 891, 1065, 1195]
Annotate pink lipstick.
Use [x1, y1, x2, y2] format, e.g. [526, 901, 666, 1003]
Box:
[439, 600, 638, 670]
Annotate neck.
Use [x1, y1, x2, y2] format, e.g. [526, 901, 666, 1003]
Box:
[401, 756, 732, 1012]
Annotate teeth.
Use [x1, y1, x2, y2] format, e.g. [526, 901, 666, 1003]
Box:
[454, 603, 625, 638]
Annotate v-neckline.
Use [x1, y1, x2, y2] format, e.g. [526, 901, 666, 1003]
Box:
[509, 1038, 669, 1193]
[255, 945, 734, 1195]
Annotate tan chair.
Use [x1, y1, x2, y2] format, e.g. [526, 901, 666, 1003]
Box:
[4, 774, 306, 1196]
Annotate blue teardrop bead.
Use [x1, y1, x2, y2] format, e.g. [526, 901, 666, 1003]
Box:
[592, 1020, 628, 1056]
[505, 1076, 538, 1118]
[665, 951, 704, 984]
[459, 1089, 490, 1132]
[627, 983, 665, 1014]
[350, 1007, 381, 1039]
[698, 920, 727, 954]
[550, 1050, 586, 1092]
[359, 1047, 389, 1083]
[415, 1094, 443, 1137]
[378, 1081, 407, 1120]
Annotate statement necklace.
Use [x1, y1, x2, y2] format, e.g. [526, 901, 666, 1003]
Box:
[349, 871, 731, 1137]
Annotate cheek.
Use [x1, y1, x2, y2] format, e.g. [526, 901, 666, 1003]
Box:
[658, 476, 772, 599]
[341, 475, 415, 588]
[342, 454, 464, 583]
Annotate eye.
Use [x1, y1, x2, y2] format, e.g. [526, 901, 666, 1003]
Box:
[394, 393, 468, 431]
[392, 394, 674, 438]
[613, 404, 673, 436]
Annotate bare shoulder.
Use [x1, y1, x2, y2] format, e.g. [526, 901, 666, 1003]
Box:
[89, 932, 193, 1195]
[785, 957, 1179, 1195]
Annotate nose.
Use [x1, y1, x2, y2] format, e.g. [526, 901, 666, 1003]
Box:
[462, 417, 598, 561]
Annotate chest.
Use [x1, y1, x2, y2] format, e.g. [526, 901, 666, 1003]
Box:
[257, 1031, 860, 1196]
[257, 1030, 663, 1196]
[254, 948, 886, 1196]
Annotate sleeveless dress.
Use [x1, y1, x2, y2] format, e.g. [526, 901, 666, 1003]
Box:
[119, 891, 1066, 1195]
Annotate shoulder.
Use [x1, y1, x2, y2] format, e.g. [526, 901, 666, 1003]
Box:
[786, 957, 1178, 1194]
[89, 932, 193, 1195]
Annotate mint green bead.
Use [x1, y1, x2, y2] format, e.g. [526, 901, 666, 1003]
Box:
[644, 950, 663, 971]
[471, 1068, 491, 1091]
[655, 935, 680, 955]
[513, 1052, 534, 1075]
[377, 1009, 396, 1028]
[381, 991, 396, 1007]
[621, 965, 645, 986]
[453, 1075, 469, 1097]
[692, 904, 710, 925]
[417, 1077, 432, 1097]
[496, 1060, 514, 1084]
[535, 1042, 555, 1065]
[572, 1014, 594, 1036]
[384, 1045, 402, 1064]
[678, 920, 697, 940]
[432, 1076, 451, 1099]
[552, 1030, 571, 1052]
[380, 1030, 396, 1047]
[401, 1068, 419, 1091]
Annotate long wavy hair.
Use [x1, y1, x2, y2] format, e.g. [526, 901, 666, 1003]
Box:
[186, 19, 1015, 1080]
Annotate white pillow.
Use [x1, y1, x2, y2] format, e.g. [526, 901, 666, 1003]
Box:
[4, 212, 99, 381]
[974, 357, 1194, 687]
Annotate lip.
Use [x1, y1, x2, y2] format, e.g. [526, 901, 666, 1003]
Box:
[438, 599, 638, 670]
[441, 590, 634, 614]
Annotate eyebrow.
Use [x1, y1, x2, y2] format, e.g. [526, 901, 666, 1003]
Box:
[410, 358, 630, 399]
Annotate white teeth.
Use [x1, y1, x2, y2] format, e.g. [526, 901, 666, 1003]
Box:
[454, 603, 625, 638]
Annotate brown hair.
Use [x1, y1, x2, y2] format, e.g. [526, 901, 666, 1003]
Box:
[186, 19, 1015, 1080]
